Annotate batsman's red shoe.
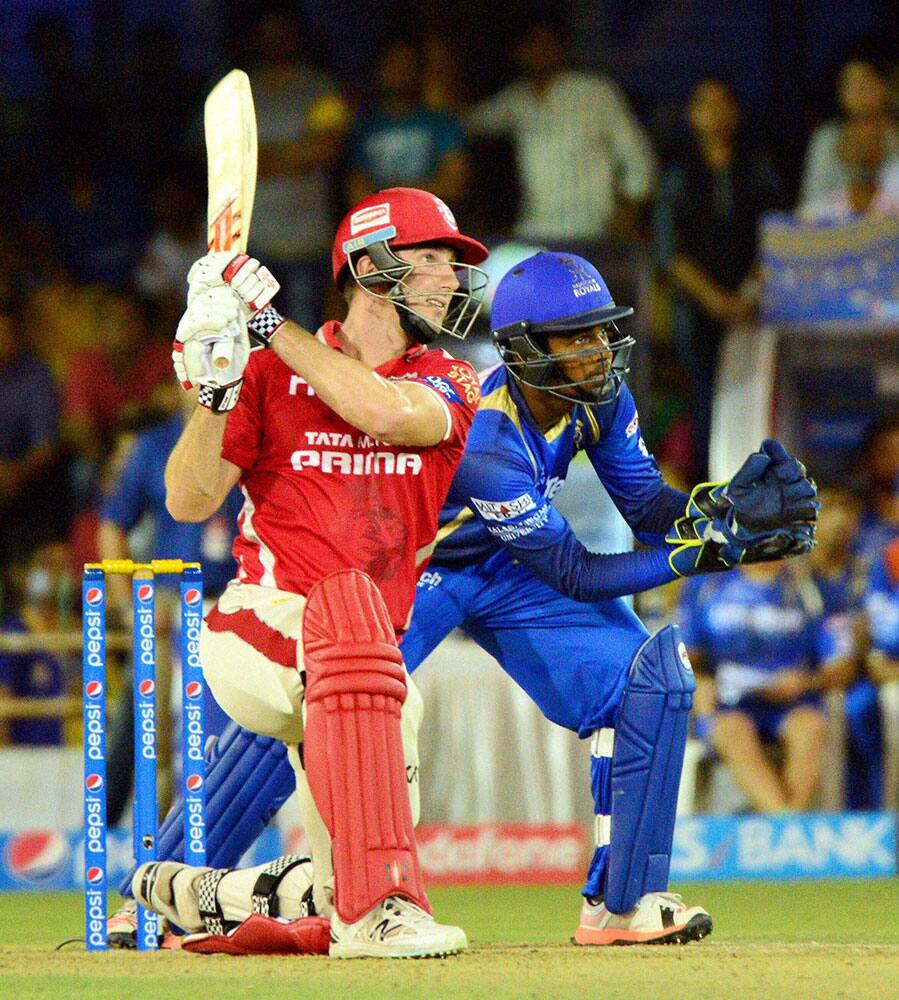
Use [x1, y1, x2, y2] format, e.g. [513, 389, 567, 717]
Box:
[573, 892, 712, 946]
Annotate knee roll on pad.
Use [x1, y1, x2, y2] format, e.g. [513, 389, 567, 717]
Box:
[605, 624, 695, 915]
[302, 569, 428, 924]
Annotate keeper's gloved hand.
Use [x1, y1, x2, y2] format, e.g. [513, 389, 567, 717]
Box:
[688, 439, 819, 533]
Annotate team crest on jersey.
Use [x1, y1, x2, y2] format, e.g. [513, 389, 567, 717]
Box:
[350, 202, 390, 235]
[625, 413, 639, 438]
[447, 364, 480, 406]
[471, 492, 537, 521]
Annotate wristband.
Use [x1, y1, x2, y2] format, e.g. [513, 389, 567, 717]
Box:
[197, 379, 243, 413]
[248, 304, 286, 347]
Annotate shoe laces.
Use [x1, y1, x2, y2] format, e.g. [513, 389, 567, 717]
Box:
[382, 896, 433, 926]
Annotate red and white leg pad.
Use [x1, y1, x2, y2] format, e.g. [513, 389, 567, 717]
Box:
[302, 569, 429, 924]
[182, 913, 331, 955]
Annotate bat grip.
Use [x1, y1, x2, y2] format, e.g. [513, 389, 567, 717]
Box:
[211, 340, 234, 371]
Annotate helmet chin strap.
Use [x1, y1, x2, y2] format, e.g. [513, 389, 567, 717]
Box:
[391, 291, 439, 345]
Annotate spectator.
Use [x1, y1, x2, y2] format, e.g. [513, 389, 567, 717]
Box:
[798, 55, 899, 211]
[653, 77, 785, 479]
[855, 411, 899, 561]
[805, 483, 882, 809]
[0, 298, 65, 567]
[246, 8, 350, 329]
[344, 38, 470, 210]
[60, 288, 171, 466]
[465, 12, 655, 243]
[679, 561, 854, 813]
[0, 543, 75, 747]
[866, 538, 899, 809]
[800, 113, 899, 222]
[96, 389, 242, 819]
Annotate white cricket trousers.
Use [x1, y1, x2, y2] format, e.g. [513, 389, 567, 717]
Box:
[199, 580, 424, 914]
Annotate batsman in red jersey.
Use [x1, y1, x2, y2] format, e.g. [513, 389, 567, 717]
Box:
[161, 187, 488, 957]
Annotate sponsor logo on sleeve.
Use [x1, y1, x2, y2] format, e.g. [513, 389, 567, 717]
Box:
[471, 493, 537, 522]
[421, 374, 462, 405]
[625, 412, 639, 437]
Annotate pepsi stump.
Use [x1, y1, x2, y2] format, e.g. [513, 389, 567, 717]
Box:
[81, 559, 207, 952]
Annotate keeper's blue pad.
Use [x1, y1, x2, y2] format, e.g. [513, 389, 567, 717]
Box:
[118, 722, 295, 896]
[605, 625, 695, 914]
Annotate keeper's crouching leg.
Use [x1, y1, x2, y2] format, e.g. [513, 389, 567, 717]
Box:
[302, 569, 429, 924]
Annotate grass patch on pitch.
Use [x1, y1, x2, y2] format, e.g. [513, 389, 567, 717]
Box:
[0, 881, 896, 1000]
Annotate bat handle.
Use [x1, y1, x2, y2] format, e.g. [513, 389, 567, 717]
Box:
[211, 340, 234, 371]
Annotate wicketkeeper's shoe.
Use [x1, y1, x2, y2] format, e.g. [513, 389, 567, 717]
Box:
[573, 891, 712, 946]
[107, 897, 174, 949]
[329, 896, 467, 959]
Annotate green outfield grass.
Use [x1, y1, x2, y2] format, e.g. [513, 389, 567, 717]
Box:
[0, 880, 896, 1000]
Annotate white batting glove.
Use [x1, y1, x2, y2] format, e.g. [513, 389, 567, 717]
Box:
[187, 252, 280, 318]
[173, 287, 250, 410]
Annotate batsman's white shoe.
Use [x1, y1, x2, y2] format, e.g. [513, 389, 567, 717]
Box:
[329, 896, 467, 959]
[573, 891, 712, 946]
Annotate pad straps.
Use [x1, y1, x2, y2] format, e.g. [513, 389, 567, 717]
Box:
[197, 868, 233, 935]
[251, 855, 314, 919]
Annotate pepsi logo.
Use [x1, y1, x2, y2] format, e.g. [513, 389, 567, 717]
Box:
[5, 831, 70, 883]
[137, 584, 153, 602]
[183, 588, 202, 606]
[85, 681, 103, 699]
[86, 866, 104, 885]
[186, 775, 203, 792]
[185, 681, 203, 700]
[138, 679, 155, 697]
[85, 587, 103, 605]
[85, 774, 104, 792]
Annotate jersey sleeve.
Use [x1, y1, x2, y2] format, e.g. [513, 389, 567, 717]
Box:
[99, 435, 147, 531]
[585, 387, 687, 544]
[414, 356, 481, 446]
[454, 431, 677, 603]
[816, 610, 855, 665]
[221, 353, 265, 470]
[675, 576, 709, 652]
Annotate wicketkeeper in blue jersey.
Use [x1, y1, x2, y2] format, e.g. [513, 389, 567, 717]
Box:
[115, 252, 817, 951]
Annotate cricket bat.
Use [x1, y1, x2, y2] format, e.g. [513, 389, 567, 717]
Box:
[204, 69, 257, 370]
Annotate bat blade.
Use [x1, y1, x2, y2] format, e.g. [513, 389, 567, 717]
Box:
[204, 69, 257, 368]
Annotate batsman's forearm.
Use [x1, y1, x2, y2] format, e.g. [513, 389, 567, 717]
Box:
[271, 321, 423, 441]
[165, 407, 238, 521]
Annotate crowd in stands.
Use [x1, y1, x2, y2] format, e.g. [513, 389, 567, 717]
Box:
[1, 4, 898, 815]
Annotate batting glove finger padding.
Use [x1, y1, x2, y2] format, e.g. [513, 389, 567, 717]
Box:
[222, 255, 280, 315]
[173, 287, 251, 390]
[187, 251, 245, 304]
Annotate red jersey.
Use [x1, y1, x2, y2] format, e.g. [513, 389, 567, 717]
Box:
[221, 321, 480, 633]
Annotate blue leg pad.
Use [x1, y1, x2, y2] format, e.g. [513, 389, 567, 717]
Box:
[604, 624, 695, 914]
[118, 722, 295, 896]
[583, 729, 613, 899]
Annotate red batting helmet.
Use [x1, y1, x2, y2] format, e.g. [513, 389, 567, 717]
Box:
[331, 188, 490, 343]
[332, 188, 488, 288]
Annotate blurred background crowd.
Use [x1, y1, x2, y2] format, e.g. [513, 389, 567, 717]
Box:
[1, 0, 898, 818]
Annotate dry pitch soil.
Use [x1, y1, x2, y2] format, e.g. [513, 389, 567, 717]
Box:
[1, 881, 896, 1000]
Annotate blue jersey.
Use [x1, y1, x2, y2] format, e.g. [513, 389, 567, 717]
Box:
[677, 569, 838, 708]
[866, 547, 899, 658]
[429, 365, 686, 602]
[101, 414, 243, 593]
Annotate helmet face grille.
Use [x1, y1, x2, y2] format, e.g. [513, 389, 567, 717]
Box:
[493, 320, 635, 405]
[346, 236, 489, 343]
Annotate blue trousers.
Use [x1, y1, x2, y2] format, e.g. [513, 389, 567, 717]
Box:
[403, 554, 649, 897]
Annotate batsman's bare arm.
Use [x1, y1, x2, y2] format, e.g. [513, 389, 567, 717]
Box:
[165, 408, 241, 522]
[269, 320, 448, 447]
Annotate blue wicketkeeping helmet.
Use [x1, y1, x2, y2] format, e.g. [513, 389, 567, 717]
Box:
[491, 251, 635, 404]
